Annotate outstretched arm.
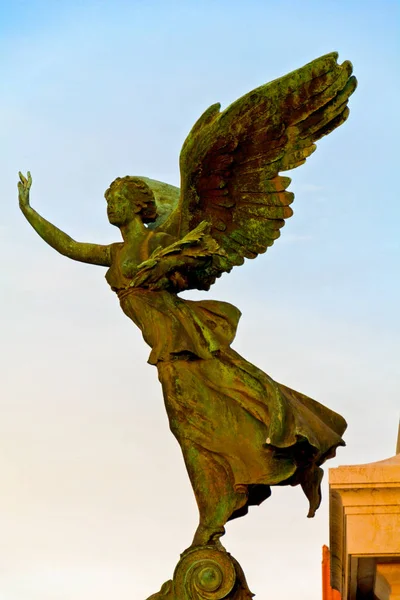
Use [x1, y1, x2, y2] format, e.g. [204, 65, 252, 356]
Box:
[18, 172, 111, 267]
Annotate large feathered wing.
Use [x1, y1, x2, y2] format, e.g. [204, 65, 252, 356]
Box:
[157, 52, 356, 289]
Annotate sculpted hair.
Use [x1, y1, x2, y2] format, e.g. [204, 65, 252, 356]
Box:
[106, 176, 158, 223]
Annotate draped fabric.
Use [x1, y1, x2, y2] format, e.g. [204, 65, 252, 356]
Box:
[115, 283, 346, 517]
[118, 288, 240, 364]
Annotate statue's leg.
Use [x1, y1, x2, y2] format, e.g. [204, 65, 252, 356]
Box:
[180, 439, 248, 549]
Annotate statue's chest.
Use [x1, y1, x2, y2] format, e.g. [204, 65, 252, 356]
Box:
[105, 243, 144, 289]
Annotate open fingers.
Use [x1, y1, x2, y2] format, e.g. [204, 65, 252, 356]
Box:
[18, 171, 32, 187]
[18, 171, 27, 185]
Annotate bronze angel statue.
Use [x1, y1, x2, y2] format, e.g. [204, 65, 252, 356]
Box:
[19, 53, 356, 598]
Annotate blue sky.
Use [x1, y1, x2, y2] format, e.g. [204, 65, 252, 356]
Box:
[1, 1, 399, 598]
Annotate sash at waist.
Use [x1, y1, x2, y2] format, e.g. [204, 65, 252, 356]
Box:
[113, 286, 242, 365]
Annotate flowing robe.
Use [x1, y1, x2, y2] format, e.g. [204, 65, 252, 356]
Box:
[106, 245, 346, 518]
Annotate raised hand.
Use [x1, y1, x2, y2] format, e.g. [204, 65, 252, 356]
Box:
[18, 171, 32, 209]
[17, 170, 111, 266]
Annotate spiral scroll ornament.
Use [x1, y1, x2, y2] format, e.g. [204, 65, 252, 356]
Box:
[147, 546, 254, 600]
[174, 547, 236, 599]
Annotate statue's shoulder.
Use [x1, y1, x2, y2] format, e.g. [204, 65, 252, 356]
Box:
[109, 241, 124, 260]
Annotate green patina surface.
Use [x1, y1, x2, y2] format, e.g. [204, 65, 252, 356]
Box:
[18, 52, 356, 599]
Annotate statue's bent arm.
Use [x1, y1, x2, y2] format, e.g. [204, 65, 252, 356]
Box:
[18, 171, 111, 267]
[21, 204, 111, 265]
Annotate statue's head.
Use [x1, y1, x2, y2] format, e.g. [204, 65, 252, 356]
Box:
[105, 176, 157, 226]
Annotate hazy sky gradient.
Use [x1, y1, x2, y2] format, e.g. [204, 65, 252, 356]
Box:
[1, 1, 399, 598]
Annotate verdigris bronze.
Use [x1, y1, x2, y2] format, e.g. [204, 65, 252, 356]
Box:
[18, 52, 356, 598]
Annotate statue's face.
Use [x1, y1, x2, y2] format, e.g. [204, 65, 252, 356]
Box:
[105, 188, 136, 226]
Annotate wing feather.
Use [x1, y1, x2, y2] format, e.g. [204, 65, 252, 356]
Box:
[159, 52, 356, 289]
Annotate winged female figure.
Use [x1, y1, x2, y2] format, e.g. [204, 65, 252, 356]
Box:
[18, 53, 356, 555]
